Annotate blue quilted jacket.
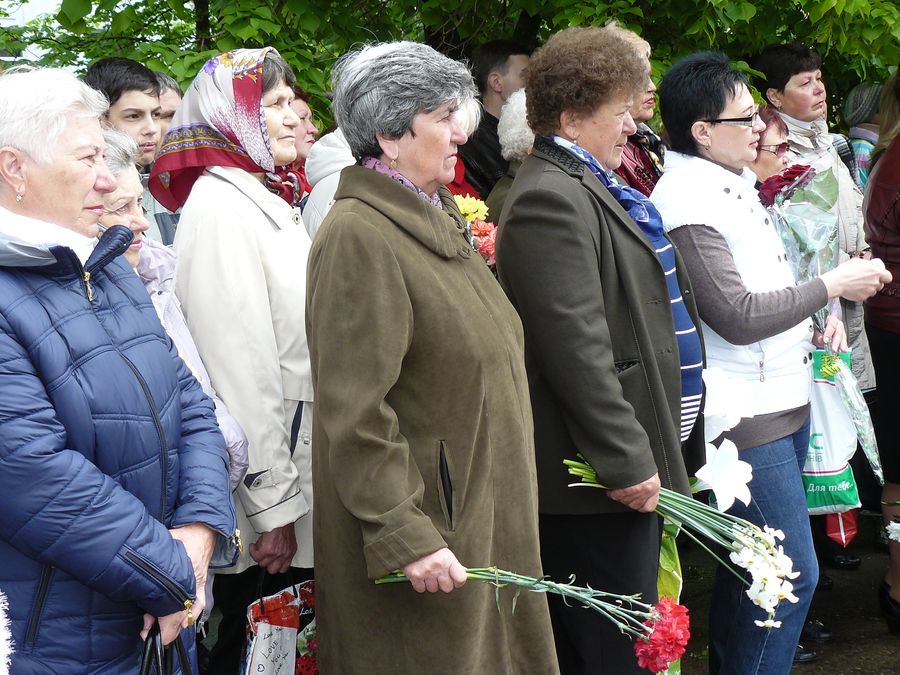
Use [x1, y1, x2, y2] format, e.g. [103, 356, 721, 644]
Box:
[0, 223, 237, 673]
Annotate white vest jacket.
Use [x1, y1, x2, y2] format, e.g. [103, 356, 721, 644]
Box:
[651, 152, 814, 417]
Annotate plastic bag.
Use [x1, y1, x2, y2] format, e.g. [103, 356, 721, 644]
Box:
[804, 351, 861, 514]
[243, 578, 317, 675]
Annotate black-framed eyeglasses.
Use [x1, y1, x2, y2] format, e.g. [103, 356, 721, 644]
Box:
[760, 142, 789, 157]
[702, 109, 760, 127]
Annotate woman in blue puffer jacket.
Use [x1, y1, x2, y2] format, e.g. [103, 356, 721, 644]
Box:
[0, 67, 238, 673]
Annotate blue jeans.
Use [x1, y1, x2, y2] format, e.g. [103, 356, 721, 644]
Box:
[708, 419, 818, 675]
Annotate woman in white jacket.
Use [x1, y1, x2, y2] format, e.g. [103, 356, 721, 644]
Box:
[651, 52, 889, 675]
[149, 48, 315, 674]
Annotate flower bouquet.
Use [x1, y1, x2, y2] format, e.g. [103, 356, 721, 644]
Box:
[377, 567, 689, 672]
[454, 194, 498, 267]
[565, 457, 799, 627]
[758, 162, 840, 329]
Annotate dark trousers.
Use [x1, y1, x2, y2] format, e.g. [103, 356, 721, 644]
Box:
[208, 565, 314, 675]
[539, 511, 662, 675]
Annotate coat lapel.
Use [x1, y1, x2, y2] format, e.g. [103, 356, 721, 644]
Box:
[531, 137, 659, 259]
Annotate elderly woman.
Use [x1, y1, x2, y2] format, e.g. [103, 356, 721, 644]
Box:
[102, 130, 248, 495]
[754, 42, 876, 392]
[864, 72, 900, 634]
[0, 67, 237, 672]
[149, 48, 315, 674]
[650, 52, 890, 674]
[485, 88, 533, 218]
[496, 26, 703, 673]
[306, 41, 558, 674]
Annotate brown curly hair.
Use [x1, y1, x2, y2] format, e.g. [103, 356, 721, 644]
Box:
[525, 26, 649, 136]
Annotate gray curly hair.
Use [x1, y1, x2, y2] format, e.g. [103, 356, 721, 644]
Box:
[498, 89, 533, 162]
[331, 41, 477, 159]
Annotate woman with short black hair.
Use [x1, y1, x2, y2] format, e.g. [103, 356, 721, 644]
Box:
[652, 51, 889, 674]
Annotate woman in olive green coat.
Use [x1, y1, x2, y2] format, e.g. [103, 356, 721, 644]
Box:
[306, 42, 558, 674]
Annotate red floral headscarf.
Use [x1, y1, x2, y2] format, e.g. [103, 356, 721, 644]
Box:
[149, 47, 280, 211]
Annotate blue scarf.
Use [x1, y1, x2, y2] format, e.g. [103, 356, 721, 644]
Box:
[550, 135, 667, 239]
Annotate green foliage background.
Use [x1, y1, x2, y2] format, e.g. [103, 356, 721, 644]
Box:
[1, 0, 897, 128]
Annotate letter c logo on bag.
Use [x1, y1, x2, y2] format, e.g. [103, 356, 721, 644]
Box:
[809, 433, 824, 451]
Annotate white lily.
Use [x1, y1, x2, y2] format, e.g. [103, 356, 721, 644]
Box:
[887, 521, 900, 543]
[702, 367, 753, 442]
[694, 439, 753, 512]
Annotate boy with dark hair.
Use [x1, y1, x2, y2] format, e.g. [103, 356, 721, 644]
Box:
[84, 58, 180, 244]
[84, 57, 161, 169]
[458, 40, 531, 197]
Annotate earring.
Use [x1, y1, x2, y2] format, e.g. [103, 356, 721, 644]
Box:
[15, 191, 23, 203]
[389, 158, 397, 170]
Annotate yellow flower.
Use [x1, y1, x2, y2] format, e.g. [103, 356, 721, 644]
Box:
[454, 194, 489, 223]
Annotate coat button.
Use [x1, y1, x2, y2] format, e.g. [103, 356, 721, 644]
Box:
[803, 356, 808, 364]
[291, 209, 303, 225]
[724, 187, 731, 194]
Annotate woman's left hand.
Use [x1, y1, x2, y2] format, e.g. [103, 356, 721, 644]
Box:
[813, 314, 847, 353]
[170, 523, 216, 624]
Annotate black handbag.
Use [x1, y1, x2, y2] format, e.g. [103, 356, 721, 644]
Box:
[140, 620, 191, 675]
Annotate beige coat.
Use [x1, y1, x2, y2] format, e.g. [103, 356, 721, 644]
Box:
[307, 166, 558, 674]
[782, 114, 875, 389]
[175, 166, 314, 572]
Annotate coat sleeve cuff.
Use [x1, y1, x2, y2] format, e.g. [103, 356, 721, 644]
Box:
[244, 488, 310, 534]
[362, 516, 447, 579]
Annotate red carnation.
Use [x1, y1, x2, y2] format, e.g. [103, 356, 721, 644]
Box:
[633, 597, 691, 673]
[295, 654, 318, 675]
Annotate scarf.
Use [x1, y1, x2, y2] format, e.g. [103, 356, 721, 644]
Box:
[149, 48, 280, 212]
[550, 135, 666, 238]
[360, 157, 443, 208]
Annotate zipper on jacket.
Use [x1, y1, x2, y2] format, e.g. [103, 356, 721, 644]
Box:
[25, 565, 55, 646]
[82, 271, 94, 302]
[757, 343, 766, 382]
[124, 549, 193, 609]
[121, 354, 169, 519]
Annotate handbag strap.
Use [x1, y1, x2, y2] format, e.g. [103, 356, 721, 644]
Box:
[254, 568, 298, 611]
[141, 620, 192, 675]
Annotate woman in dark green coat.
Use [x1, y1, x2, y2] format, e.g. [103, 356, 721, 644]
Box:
[497, 26, 705, 674]
[306, 41, 558, 674]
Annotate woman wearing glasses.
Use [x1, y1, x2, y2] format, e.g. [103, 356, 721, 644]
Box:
[650, 52, 889, 674]
[747, 106, 791, 180]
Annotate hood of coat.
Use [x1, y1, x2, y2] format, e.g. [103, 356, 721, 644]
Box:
[136, 235, 177, 295]
[305, 128, 355, 188]
[332, 164, 470, 259]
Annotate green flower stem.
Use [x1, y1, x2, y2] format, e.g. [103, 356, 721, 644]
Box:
[376, 566, 656, 639]
[566, 457, 776, 589]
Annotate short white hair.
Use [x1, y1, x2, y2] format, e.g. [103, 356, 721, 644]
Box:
[498, 89, 533, 161]
[0, 66, 108, 164]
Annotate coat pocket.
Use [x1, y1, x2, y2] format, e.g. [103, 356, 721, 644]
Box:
[437, 441, 456, 532]
[25, 564, 55, 648]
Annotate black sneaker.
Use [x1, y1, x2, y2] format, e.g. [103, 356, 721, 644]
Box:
[793, 644, 818, 664]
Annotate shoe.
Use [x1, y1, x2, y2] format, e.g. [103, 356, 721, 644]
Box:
[879, 581, 900, 634]
[816, 574, 834, 591]
[800, 619, 833, 642]
[824, 552, 862, 570]
[793, 644, 818, 664]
